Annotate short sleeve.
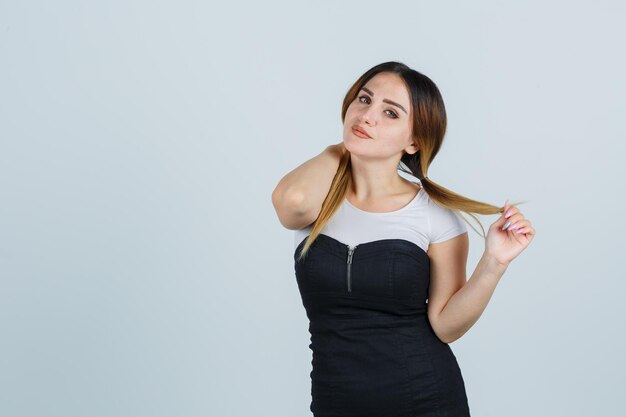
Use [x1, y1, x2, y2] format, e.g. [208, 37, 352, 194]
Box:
[428, 200, 468, 244]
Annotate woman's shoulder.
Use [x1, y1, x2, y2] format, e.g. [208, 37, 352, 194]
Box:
[424, 193, 468, 243]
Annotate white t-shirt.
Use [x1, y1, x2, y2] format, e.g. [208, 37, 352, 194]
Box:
[294, 185, 468, 253]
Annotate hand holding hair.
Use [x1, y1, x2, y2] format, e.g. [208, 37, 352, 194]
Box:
[484, 199, 536, 266]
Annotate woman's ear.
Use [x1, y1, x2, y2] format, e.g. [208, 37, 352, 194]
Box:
[404, 143, 419, 155]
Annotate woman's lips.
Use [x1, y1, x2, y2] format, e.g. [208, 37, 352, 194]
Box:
[352, 126, 372, 139]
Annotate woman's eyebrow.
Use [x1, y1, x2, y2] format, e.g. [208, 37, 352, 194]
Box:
[361, 87, 407, 114]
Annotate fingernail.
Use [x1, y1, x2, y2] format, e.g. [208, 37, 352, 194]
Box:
[505, 209, 513, 218]
[501, 221, 511, 230]
[508, 222, 519, 230]
[515, 227, 526, 234]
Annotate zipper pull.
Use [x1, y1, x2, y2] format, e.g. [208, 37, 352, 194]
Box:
[346, 244, 357, 293]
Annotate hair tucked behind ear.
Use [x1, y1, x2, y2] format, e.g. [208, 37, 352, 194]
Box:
[296, 61, 527, 262]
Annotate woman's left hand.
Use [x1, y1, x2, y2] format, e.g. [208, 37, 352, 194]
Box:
[485, 199, 536, 266]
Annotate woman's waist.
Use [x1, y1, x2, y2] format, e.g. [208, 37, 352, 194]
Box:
[308, 310, 430, 332]
[303, 293, 428, 321]
[307, 315, 449, 357]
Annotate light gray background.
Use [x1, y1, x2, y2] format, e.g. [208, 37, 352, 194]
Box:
[1, 1, 624, 416]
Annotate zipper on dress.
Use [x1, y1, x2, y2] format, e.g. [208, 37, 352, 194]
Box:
[346, 244, 358, 293]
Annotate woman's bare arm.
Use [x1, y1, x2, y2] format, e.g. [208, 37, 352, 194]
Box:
[271, 142, 345, 230]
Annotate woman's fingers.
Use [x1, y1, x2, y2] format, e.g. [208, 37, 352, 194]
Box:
[501, 204, 522, 230]
[504, 219, 528, 231]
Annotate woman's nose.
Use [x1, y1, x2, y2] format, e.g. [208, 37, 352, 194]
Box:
[359, 108, 376, 125]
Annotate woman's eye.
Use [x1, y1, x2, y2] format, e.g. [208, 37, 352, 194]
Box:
[358, 95, 399, 119]
[386, 110, 399, 119]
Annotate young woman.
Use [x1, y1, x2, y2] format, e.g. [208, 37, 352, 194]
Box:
[272, 61, 536, 417]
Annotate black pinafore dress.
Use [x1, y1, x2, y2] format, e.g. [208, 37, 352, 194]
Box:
[294, 233, 471, 417]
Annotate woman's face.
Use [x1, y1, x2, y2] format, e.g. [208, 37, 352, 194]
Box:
[343, 72, 417, 159]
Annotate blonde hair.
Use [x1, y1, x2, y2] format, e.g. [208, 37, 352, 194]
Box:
[297, 61, 526, 261]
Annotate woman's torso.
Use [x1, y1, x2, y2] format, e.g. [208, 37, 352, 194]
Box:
[293, 184, 471, 416]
